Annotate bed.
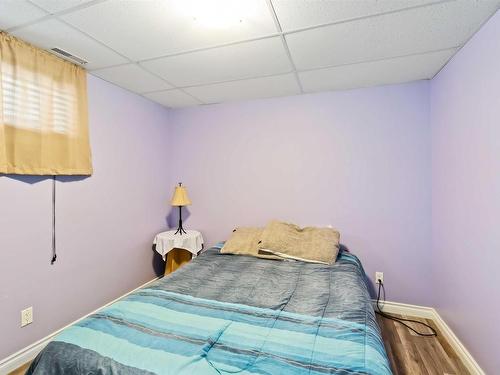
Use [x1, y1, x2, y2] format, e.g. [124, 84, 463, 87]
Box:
[27, 243, 392, 374]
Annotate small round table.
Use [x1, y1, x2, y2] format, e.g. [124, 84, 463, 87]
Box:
[153, 230, 204, 275]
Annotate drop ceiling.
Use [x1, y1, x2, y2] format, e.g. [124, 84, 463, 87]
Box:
[1, 0, 499, 108]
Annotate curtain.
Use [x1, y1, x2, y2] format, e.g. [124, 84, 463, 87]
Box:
[0, 32, 92, 175]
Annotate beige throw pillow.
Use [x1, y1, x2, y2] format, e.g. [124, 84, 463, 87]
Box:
[259, 221, 340, 265]
[220, 227, 282, 260]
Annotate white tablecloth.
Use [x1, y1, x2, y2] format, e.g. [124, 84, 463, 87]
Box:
[153, 230, 204, 260]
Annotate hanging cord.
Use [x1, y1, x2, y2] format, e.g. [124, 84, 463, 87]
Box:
[375, 280, 437, 337]
[51, 175, 57, 264]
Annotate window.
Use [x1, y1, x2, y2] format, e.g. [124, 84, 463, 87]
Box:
[2, 68, 76, 134]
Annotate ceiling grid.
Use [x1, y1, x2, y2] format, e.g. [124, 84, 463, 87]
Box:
[1, 0, 498, 108]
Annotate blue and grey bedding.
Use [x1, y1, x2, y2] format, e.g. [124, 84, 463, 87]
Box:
[27, 244, 392, 374]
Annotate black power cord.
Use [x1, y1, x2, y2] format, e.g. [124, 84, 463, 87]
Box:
[375, 279, 437, 337]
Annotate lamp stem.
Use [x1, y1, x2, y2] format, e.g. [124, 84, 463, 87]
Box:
[174, 205, 187, 235]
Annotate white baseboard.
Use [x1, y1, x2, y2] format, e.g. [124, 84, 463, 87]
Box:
[431, 310, 485, 375]
[373, 299, 485, 375]
[0, 277, 160, 375]
[373, 299, 436, 319]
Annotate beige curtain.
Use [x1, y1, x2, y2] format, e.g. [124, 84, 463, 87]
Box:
[0, 32, 92, 175]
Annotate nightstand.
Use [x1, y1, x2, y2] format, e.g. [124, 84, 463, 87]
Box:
[153, 230, 204, 275]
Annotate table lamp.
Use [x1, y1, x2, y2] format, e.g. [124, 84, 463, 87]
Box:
[171, 182, 191, 235]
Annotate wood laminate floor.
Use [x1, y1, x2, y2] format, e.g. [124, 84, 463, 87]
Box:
[377, 313, 470, 375]
[8, 362, 30, 375]
[9, 314, 469, 375]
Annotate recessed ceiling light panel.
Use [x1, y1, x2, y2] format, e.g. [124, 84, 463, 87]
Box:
[174, 0, 259, 29]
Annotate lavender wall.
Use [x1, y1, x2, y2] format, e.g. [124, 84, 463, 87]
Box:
[430, 11, 500, 373]
[0, 75, 172, 360]
[3, 12, 498, 366]
[169, 81, 432, 306]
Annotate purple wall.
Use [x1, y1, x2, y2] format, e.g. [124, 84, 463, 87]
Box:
[169, 81, 432, 306]
[431, 11, 500, 373]
[0, 75, 172, 360]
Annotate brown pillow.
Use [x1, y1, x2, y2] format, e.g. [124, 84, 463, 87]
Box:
[220, 227, 282, 260]
[259, 221, 340, 265]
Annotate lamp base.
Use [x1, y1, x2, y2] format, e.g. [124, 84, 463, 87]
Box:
[174, 224, 187, 235]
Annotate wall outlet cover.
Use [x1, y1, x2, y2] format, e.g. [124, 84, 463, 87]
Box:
[375, 272, 384, 284]
[21, 307, 33, 327]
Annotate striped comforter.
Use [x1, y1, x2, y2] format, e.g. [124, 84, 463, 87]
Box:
[28, 245, 391, 374]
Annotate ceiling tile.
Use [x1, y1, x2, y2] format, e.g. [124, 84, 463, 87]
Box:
[299, 49, 457, 93]
[144, 89, 201, 108]
[184, 74, 300, 104]
[91, 64, 172, 93]
[11, 19, 128, 69]
[272, 0, 441, 31]
[141, 37, 292, 87]
[0, 0, 47, 30]
[30, 0, 95, 14]
[62, 0, 278, 61]
[286, 0, 500, 70]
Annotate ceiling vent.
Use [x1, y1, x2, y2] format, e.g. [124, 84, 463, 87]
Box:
[50, 47, 88, 65]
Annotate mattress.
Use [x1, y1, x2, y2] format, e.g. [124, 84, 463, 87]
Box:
[27, 244, 392, 374]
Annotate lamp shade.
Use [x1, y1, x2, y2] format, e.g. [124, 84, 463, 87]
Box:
[171, 183, 191, 206]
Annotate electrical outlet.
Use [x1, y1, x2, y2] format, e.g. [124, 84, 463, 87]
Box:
[21, 307, 33, 327]
[375, 272, 384, 284]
